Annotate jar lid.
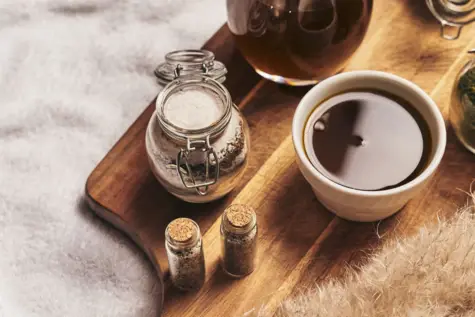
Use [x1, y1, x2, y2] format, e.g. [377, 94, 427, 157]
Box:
[154, 49, 227, 85]
[426, 0, 475, 39]
[165, 218, 201, 248]
[222, 204, 257, 235]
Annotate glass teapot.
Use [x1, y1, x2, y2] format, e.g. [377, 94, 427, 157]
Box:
[227, 0, 373, 86]
[426, 0, 475, 40]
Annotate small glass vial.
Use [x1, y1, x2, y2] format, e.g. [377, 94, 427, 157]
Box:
[220, 204, 258, 278]
[165, 218, 205, 291]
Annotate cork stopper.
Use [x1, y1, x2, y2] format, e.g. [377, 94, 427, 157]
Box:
[168, 218, 196, 242]
[225, 205, 254, 228]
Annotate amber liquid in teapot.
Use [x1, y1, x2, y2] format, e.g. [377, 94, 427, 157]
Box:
[227, 0, 373, 84]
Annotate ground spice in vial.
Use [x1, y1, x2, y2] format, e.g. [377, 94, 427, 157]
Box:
[220, 204, 258, 277]
[165, 218, 205, 291]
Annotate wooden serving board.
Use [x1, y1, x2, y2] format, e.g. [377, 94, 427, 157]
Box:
[86, 1, 475, 316]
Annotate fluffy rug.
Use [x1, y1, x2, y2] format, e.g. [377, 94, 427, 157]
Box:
[262, 210, 475, 317]
[3, 1, 474, 317]
[0, 0, 223, 316]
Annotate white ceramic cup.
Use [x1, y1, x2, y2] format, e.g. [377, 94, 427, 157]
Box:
[292, 71, 446, 222]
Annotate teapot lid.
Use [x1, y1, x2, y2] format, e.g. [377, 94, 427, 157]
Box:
[154, 49, 227, 85]
[426, 0, 475, 39]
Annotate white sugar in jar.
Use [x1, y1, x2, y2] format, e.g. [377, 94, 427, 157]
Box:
[163, 88, 224, 130]
[146, 50, 250, 203]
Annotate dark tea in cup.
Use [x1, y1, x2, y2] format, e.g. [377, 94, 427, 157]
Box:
[304, 90, 432, 191]
[292, 71, 446, 221]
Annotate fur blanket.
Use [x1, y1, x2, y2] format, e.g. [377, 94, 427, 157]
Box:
[264, 210, 475, 317]
[0, 0, 223, 316]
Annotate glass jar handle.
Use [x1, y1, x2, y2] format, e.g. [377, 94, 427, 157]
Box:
[440, 22, 462, 40]
[176, 136, 220, 196]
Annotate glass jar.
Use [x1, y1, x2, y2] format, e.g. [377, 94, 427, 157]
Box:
[147, 49, 250, 203]
[165, 218, 205, 291]
[227, 0, 373, 86]
[426, 0, 475, 40]
[450, 50, 475, 153]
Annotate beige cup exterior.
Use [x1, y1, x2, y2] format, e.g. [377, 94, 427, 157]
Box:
[292, 71, 446, 222]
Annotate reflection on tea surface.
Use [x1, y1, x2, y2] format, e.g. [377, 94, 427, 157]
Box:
[305, 91, 432, 191]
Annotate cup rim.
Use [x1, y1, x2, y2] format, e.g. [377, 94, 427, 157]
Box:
[292, 70, 446, 198]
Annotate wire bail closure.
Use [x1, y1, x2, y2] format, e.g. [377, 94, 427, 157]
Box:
[440, 21, 463, 40]
[173, 63, 210, 79]
[176, 136, 220, 196]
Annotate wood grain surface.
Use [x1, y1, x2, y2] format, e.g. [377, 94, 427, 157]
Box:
[85, 1, 475, 316]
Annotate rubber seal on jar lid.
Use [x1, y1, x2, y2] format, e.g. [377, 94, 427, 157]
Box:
[154, 49, 227, 85]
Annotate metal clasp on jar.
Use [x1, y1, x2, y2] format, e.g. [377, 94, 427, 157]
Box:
[173, 61, 211, 79]
[176, 136, 220, 195]
[440, 21, 463, 40]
